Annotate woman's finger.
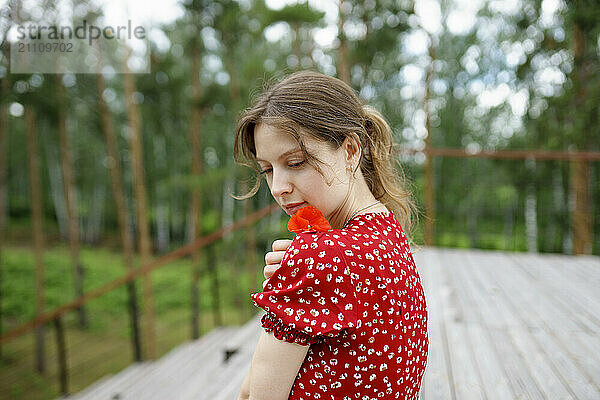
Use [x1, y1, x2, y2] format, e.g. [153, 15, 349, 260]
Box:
[265, 250, 286, 265]
[272, 239, 293, 252]
[262, 240, 292, 290]
[264, 263, 281, 280]
[262, 264, 281, 290]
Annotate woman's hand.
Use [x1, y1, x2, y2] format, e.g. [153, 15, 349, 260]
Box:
[263, 239, 292, 289]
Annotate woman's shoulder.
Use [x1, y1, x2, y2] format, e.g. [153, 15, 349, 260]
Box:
[344, 211, 407, 240]
[260, 229, 356, 304]
[285, 230, 347, 264]
[285, 211, 405, 262]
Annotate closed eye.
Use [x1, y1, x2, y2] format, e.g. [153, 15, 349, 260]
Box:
[259, 160, 305, 175]
[288, 160, 305, 168]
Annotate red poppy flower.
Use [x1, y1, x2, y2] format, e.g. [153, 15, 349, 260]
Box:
[287, 205, 331, 233]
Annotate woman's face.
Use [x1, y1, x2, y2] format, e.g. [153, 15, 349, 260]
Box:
[254, 123, 350, 219]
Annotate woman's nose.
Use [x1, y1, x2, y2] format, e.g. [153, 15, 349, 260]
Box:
[270, 169, 292, 198]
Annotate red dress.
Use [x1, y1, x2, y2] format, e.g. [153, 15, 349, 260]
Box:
[251, 212, 428, 400]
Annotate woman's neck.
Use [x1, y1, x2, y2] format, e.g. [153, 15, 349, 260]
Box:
[327, 179, 388, 229]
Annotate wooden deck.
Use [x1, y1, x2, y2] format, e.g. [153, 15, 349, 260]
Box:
[60, 247, 600, 400]
[415, 247, 600, 400]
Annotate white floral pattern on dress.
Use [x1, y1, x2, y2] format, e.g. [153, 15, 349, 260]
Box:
[251, 212, 428, 400]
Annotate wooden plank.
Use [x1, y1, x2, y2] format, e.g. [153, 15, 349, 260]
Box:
[448, 249, 514, 400]
[503, 251, 599, 354]
[509, 254, 600, 395]
[207, 351, 252, 400]
[459, 250, 516, 330]
[527, 255, 600, 371]
[464, 249, 546, 399]
[483, 251, 599, 398]
[509, 252, 600, 333]
[190, 319, 262, 400]
[461, 250, 568, 399]
[444, 321, 486, 399]
[506, 325, 574, 399]
[549, 254, 600, 290]
[117, 326, 235, 399]
[506, 254, 579, 330]
[465, 251, 571, 398]
[493, 252, 581, 333]
[436, 250, 486, 399]
[469, 324, 516, 400]
[532, 328, 600, 399]
[413, 248, 453, 400]
[77, 363, 154, 400]
[140, 327, 238, 399]
[536, 254, 600, 331]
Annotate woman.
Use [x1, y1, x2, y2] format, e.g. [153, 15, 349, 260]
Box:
[234, 71, 428, 400]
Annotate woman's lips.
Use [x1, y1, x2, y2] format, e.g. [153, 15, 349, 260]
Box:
[283, 202, 306, 215]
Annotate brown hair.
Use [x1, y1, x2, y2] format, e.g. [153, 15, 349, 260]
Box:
[233, 70, 419, 243]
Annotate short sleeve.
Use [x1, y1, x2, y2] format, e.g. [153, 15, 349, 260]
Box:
[251, 231, 358, 346]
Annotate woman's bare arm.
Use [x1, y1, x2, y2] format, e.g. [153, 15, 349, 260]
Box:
[238, 239, 304, 399]
[237, 364, 252, 400]
[244, 330, 309, 400]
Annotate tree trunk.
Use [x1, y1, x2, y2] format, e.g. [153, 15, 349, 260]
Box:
[571, 160, 592, 254]
[189, 44, 204, 339]
[123, 64, 156, 360]
[153, 136, 169, 253]
[56, 76, 87, 328]
[424, 38, 435, 246]
[292, 23, 301, 68]
[502, 205, 514, 251]
[154, 186, 169, 253]
[96, 73, 142, 361]
[466, 206, 479, 248]
[221, 177, 235, 236]
[525, 189, 538, 252]
[337, 0, 350, 84]
[548, 171, 563, 252]
[43, 141, 67, 240]
[0, 69, 9, 358]
[570, 22, 592, 255]
[170, 192, 184, 241]
[561, 162, 572, 253]
[525, 159, 538, 253]
[86, 183, 105, 244]
[25, 107, 46, 373]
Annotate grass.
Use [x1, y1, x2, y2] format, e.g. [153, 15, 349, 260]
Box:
[0, 242, 265, 400]
[434, 222, 530, 252]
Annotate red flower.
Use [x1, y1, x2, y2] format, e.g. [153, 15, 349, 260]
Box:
[287, 205, 331, 233]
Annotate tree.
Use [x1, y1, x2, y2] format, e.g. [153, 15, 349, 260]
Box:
[123, 52, 156, 359]
[55, 75, 87, 327]
[25, 106, 46, 372]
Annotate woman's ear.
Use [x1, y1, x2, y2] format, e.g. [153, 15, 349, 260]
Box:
[342, 134, 362, 166]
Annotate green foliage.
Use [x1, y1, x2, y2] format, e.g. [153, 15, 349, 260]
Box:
[1, 0, 598, 266]
[263, 3, 326, 26]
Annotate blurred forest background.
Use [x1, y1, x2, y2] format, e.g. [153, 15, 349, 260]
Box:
[0, 0, 598, 398]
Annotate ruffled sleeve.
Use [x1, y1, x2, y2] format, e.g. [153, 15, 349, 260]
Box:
[251, 231, 359, 346]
